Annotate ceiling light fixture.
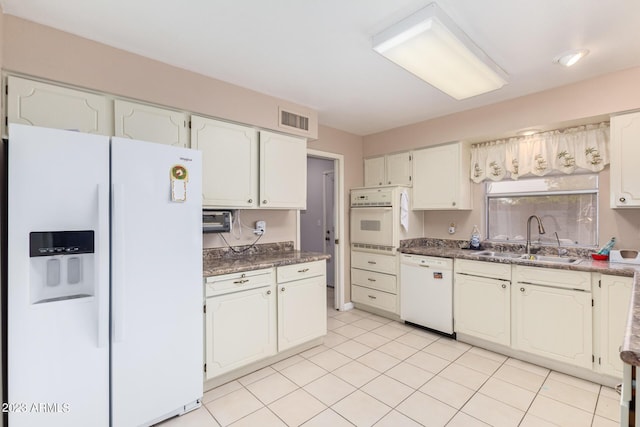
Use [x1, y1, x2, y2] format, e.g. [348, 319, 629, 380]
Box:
[372, 2, 508, 100]
[553, 49, 590, 67]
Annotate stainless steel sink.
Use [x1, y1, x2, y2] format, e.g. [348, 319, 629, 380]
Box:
[473, 250, 523, 259]
[473, 250, 582, 265]
[518, 254, 582, 265]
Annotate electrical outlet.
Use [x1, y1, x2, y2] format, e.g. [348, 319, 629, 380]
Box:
[255, 220, 266, 235]
[448, 222, 456, 234]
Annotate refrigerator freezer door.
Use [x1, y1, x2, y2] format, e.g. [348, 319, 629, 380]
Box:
[110, 137, 203, 426]
[7, 124, 110, 427]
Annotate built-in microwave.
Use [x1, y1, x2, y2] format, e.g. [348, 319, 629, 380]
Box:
[202, 210, 232, 233]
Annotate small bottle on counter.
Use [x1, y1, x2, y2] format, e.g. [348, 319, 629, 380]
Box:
[470, 225, 481, 250]
[597, 237, 616, 255]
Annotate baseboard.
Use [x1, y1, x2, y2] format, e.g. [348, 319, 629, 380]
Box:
[340, 302, 354, 311]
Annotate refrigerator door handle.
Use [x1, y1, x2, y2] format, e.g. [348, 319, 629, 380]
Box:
[112, 183, 125, 343]
[98, 183, 108, 348]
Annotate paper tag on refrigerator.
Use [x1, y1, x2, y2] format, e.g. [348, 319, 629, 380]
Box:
[170, 165, 188, 202]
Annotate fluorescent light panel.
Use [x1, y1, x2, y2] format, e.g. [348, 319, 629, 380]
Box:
[373, 3, 508, 100]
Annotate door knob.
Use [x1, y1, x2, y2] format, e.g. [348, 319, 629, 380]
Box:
[620, 197, 626, 203]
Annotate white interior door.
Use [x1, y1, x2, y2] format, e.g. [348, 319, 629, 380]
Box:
[323, 170, 335, 286]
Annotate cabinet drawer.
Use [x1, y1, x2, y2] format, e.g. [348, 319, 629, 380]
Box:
[455, 259, 511, 280]
[513, 265, 591, 291]
[205, 268, 274, 296]
[352, 285, 397, 313]
[351, 268, 396, 293]
[351, 251, 397, 274]
[277, 260, 325, 283]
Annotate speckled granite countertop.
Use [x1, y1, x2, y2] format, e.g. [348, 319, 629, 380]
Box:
[401, 238, 640, 366]
[399, 238, 640, 277]
[202, 241, 330, 277]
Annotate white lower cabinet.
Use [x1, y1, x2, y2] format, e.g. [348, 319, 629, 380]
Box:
[351, 250, 398, 315]
[598, 274, 633, 377]
[454, 273, 511, 346]
[512, 282, 592, 369]
[452, 260, 633, 380]
[277, 261, 327, 351]
[204, 261, 327, 380]
[204, 283, 277, 380]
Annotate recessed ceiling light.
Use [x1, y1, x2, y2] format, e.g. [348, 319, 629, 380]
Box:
[553, 49, 590, 67]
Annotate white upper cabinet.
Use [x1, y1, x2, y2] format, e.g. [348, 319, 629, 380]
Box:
[412, 142, 471, 210]
[191, 117, 306, 209]
[259, 130, 307, 209]
[191, 115, 258, 208]
[114, 100, 188, 147]
[364, 152, 412, 187]
[364, 157, 386, 187]
[611, 111, 640, 208]
[6, 76, 111, 135]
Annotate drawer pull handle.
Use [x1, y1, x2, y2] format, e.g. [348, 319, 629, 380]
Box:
[501, 284, 506, 289]
[233, 279, 249, 284]
[368, 278, 376, 282]
[520, 287, 525, 292]
[298, 268, 310, 273]
[367, 261, 377, 265]
[368, 295, 377, 299]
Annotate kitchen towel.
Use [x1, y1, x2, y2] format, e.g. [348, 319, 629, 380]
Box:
[400, 190, 409, 231]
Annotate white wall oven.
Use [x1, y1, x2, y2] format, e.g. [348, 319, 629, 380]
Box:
[350, 186, 420, 253]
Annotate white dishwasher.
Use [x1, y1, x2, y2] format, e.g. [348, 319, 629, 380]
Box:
[400, 254, 454, 336]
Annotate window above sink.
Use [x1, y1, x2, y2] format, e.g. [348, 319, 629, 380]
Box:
[485, 175, 599, 247]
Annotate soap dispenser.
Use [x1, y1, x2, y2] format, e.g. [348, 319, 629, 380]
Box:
[470, 225, 481, 250]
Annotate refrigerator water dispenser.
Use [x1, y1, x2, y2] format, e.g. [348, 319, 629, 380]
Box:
[29, 231, 95, 304]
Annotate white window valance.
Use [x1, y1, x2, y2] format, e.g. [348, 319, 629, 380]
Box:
[470, 122, 610, 183]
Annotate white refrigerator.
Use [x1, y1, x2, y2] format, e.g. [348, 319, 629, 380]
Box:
[6, 124, 203, 426]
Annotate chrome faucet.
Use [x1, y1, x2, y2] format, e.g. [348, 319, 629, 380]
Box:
[554, 231, 568, 256]
[526, 215, 546, 255]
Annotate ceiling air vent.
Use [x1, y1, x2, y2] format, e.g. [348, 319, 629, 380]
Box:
[280, 108, 309, 132]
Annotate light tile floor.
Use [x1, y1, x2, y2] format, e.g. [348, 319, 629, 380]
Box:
[159, 288, 620, 427]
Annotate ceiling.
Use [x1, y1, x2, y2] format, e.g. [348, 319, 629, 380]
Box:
[2, 0, 640, 136]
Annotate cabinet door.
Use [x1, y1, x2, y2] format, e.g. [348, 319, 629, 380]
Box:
[114, 100, 187, 147]
[386, 152, 412, 186]
[413, 143, 471, 210]
[205, 285, 277, 380]
[191, 116, 258, 208]
[454, 274, 510, 346]
[364, 157, 385, 187]
[512, 283, 592, 369]
[259, 131, 307, 208]
[599, 275, 633, 377]
[611, 112, 640, 208]
[277, 275, 327, 351]
[7, 76, 111, 135]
